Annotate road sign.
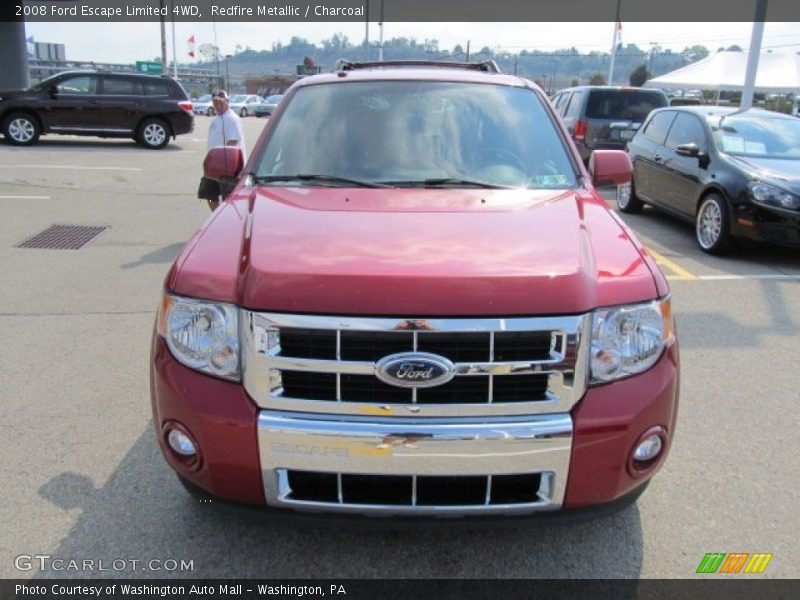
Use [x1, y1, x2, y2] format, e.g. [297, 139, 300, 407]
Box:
[136, 61, 163, 74]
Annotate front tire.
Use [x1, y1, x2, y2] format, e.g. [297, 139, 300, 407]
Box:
[2, 112, 40, 146]
[137, 118, 169, 150]
[696, 194, 732, 254]
[206, 107, 215, 116]
[240, 108, 247, 117]
[617, 179, 644, 214]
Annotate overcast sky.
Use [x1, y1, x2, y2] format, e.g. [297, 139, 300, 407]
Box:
[25, 21, 800, 64]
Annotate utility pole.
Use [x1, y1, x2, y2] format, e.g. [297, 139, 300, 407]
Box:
[170, 0, 178, 78]
[466, 41, 470, 62]
[607, 0, 621, 85]
[365, 0, 370, 61]
[378, 0, 385, 62]
[159, 0, 167, 74]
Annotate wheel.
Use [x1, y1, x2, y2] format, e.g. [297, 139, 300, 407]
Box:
[206, 107, 215, 116]
[696, 194, 732, 254]
[240, 108, 248, 117]
[617, 178, 644, 214]
[2, 112, 40, 146]
[137, 118, 169, 150]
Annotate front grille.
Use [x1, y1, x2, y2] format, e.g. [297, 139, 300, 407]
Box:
[285, 470, 543, 507]
[245, 313, 587, 416]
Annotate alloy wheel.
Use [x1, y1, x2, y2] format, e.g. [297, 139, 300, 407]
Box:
[143, 123, 166, 147]
[697, 199, 722, 249]
[9, 118, 35, 143]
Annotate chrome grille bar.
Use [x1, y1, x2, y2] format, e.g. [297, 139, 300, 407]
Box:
[242, 312, 590, 418]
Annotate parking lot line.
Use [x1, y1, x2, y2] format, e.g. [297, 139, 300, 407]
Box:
[697, 274, 800, 281]
[646, 247, 698, 281]
[0, 164, 142, 171]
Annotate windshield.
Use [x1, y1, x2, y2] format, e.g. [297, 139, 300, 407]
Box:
[585, 90, 668, 121]
[266, 95, 283, 103]
[230, 95, 247, 102]
[711, 114, 800, 160]
[197, 94, 211, 102]
[254, 81, 577, 189]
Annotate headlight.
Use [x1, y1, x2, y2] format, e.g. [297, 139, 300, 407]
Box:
[157, 294, 240, 381]
[590, 298, 673, 383]
[748, 181, 800, 210]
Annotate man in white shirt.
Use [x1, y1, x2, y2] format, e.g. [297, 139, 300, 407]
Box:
[197, 90, 247, 211]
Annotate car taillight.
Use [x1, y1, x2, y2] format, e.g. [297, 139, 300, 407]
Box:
[178, 101, 193, 113]
[573, 120, 587, 140]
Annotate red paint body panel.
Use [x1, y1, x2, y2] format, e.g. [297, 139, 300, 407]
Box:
[172, 187, 658, 315]
[564, 343, 680, 508]
[150, 336, 264, 505]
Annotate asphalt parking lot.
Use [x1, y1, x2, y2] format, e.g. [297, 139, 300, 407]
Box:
[1, 117, 798, 579]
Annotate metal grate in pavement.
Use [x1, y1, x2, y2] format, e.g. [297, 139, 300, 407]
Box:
[17, 224, 109, 250]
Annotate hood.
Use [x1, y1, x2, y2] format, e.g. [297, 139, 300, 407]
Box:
[0, 89, 29, 99]
[728, 155, 800, 195]
[172, 187, 659, 316]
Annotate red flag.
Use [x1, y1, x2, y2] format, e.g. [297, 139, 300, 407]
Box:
[187, 35, 196, 59]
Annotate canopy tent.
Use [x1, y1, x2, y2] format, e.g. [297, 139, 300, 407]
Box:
[644, 51, 800, 94]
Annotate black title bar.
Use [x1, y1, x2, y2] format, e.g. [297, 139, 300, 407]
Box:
[3, 0, 800, 23]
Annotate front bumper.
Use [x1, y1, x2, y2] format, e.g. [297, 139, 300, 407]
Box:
[731, 202, 800, 248]
[151, 335, 679, 517]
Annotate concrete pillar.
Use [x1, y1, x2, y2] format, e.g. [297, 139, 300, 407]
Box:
[0, 21, 30, 90]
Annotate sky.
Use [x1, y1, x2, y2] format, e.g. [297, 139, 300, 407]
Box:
[25, 21, 800, 65]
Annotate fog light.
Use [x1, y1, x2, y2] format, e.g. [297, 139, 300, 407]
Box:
[168, 429, 197, 456]
[633, 435, 662, 462]
[628, 426, 668, 476]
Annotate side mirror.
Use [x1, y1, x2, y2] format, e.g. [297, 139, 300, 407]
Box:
[203, 147, 244, 181]
[589, 150, 632, 186]
[676, 142, 703, 158]
[49, 86, 58, 98]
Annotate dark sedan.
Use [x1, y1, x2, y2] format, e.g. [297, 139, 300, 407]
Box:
[621, 106, 800, 253]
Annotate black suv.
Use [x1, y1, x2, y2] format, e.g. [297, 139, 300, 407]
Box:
[0, 71, 194, 149]
[551, 86, 668, 162]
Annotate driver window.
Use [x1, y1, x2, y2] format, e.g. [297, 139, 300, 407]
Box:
[665, 113, 706, 152]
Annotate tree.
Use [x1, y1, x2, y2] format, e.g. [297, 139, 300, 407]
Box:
[589, 73, 606, 85]
[629, 64, 650, 87]
[726, 44, 743, 52]
[570, 78, 580, 86]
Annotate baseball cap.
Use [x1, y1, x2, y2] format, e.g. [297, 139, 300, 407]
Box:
[212, 90, 229, 99]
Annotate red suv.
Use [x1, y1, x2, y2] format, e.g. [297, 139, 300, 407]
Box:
[151, 61, 679, 521]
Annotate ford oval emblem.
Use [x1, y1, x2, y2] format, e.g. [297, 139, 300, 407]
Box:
[375, 352, 456, 389]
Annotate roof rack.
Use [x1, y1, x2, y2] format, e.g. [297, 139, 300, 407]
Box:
[333, 59, 501, 74]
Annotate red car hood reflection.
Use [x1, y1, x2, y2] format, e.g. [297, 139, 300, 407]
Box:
[172, 187, 658, 315]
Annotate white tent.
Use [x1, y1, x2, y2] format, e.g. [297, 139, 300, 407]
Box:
[644, 50, 800, 94]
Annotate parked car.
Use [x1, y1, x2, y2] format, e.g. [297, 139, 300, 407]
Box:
[621, 106, 800, 253]
[551, 86, 669, 162]
[254, 94, 284, 117]
[229, 94, 261, 117]
[151, 60, 678, 521]
[0, 70, 193, 149]
[193, 94, 214, 116]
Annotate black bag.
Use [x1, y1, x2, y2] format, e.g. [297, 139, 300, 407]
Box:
[197, 176, 221, 201]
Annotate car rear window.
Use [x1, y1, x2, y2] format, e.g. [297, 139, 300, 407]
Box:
[144, 80, 170, 96]
[586, 90, 668, 121]
[255, 80, 578, 190]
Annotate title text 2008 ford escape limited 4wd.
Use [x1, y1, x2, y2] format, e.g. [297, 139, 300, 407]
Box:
[151, 61, 679, 521]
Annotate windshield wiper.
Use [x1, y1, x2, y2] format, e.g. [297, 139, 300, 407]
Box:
[381, 178, 515, 189]
[252, 174, 389, 188]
